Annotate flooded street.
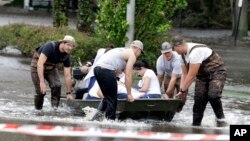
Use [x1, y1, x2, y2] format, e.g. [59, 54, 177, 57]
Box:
[0, 5, 250, 140]
[0, 44, 250, 140]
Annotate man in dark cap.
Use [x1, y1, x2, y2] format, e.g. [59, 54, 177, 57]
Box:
[91, 40, 144, 121]
[156, 42, 182, 99]
[172, 35, 227, 126]
[30, 35, 76, 110]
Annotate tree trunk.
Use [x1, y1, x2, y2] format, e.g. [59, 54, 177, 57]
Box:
[238, 0, 248, 37]
[231, 0, 236, 36]
[232, 0, 248, 37]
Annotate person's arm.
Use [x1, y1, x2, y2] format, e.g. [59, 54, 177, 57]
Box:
[37, 53, 47, 94]
[180, 64, 188, 89]
[166, 73, 178, 96]
[80, 65, 90, 73]
[124, 50, 136, 102]
[64, 67, 73, 100]
[156, 57, 164, 87]
[138, 76, 150, 92]
[157, 75, 164, 87]
[181, 64, 200, 92]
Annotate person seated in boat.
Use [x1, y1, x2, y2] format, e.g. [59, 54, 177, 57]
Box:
[74, 60, 93, 99]
[156, 42, 182, 99]
[84, 72, 144, 100]
[74, 44, 115, 99]
[133, 60, 161, 99]
[116, 73, 145, 99]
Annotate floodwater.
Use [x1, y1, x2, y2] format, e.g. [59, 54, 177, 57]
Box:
[0, 44, 250, 140]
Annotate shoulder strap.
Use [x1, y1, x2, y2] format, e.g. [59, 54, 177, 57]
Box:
[181, 44, 208, 66]
[189, 44, 208, 54]
[50, 41, 56, 48]
[181, 54, 187, 66]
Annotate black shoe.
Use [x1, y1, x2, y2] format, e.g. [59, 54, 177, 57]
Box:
[90, 111, 105, 121]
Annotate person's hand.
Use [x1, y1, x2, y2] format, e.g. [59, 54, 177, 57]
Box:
[80, 66, 89, 73]
[66, 93, 74, 101]
[40, 82, 47, 95]
[175, 91, 187, 102]
[162, 94, 169, 99]
[127, 94, 134, 102]
[175, 91, 183, 99]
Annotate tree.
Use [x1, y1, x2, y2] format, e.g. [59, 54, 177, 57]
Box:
[231, 0, 248, 37]
[53, 0, 68, 27]
[96, 0, 187, 66]
[77, 0, 98, 33]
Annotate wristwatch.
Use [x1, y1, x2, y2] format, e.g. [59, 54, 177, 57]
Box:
[180, 89, 185, 93]
[66, 91, 72, 95]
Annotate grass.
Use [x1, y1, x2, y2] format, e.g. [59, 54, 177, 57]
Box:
[223, 89, 250, 98]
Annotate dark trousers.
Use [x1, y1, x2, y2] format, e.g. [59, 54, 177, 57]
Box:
[94, 66, 117, 120]
[30, 67, 61, 110]
[74, 88, 88, 99]
[193, 71, 226, 126]
[140, 94, 161, 99]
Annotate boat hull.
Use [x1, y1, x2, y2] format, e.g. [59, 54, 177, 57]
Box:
[61, 98, 182, 121]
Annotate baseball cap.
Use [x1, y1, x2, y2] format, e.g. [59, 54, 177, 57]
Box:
[171, 36, 184, 48]
[131, 40, 144, 54]
[62, 35, 76, 47]
[161, 42, 172, 53]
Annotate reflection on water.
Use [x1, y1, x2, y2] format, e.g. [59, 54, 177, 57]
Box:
[214, 46, 250, 86]
[0, 53, 249, 140]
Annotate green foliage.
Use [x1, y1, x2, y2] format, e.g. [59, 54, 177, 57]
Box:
[181, 0, 231, 29]
[96, 0, 187, 67]
[0, 24, 107, 66]
[77, 0, 98, 33]
[53, 0, 68, 27]
[134, 0, 187, 67]
[4, 0, 23, 7]
[96, 0, 130, 46]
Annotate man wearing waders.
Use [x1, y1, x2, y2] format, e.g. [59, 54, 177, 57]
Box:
[172, 36, 227, 126]
[91, 40, 144, 121]
[30, 35, 75, 110]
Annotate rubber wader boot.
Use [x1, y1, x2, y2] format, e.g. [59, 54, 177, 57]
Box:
[90, 100, 106, 121]
[51, 86, 61, 108]
[192, 113, 203, 126]
[210, 98, 225, 119]
[34, 94, 45, 110]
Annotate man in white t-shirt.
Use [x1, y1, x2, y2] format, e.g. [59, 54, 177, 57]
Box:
[156, 42, 182, 98]
[172, 36, 227, 126]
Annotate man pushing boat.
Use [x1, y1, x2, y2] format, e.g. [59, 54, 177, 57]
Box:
[91, 40, 144, 121]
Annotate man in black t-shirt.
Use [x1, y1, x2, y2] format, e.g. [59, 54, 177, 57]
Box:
[30, 35, 76, 110]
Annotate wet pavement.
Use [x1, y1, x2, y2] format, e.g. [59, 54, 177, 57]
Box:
[0, 6, 77, 28]
[1, 53, 250, 141]
[0, 5, 250, 141]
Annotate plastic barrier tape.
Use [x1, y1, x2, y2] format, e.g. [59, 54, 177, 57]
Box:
[0, 123, 229, 140]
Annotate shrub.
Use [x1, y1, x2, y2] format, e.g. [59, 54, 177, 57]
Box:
[0, 24, 108, 66]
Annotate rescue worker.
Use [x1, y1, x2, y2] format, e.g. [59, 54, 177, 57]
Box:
[91, 40, 144, 121]
[156, 42, 182, 98]
[30, 35, 75, 110]
[172, 36, 227, 126]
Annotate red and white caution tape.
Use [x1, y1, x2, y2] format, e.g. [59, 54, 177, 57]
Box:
[0, 123, 229, 140]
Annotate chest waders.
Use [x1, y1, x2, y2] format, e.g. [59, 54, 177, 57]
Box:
[182, 45, 227, 126]
[30, 42, 62, 110]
